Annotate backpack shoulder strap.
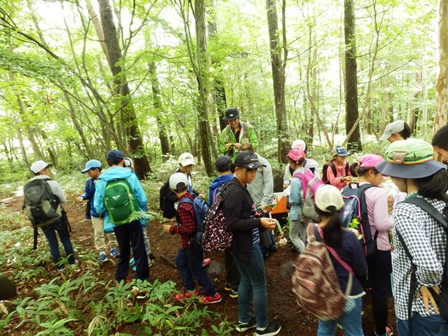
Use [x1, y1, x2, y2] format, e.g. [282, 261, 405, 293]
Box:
[330, 163, 337, 177]
[344, 163, 349, 176]
[402, 197, 448, 229]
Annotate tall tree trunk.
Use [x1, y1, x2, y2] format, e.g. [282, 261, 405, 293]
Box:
[148, 61, 170, 156]
[344, 0, 362, 151]
[98, 0, 151, 178]
[266, 0, 288, 162]
[434, 0, 448, 136]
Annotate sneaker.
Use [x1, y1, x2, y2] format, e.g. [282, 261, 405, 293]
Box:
[385, 324, 394, 336]
[69, 260, 79, 269]
[202, 258, 211, 267]
[132, 258, 151, 271]
[129, 258, 135, 266]
[224, 283, 232, 291]
[229, 289, 238, 298]
[235, 316, 256, 332]
[136, 290, 147, 299]
[175, 290, 200, 301]
[98, 252, 108, 262]
[110, 248, 120, 258]
[255, 321, 282, 336]
[200, 292, 222, 304]
[57, 266, 66, 272]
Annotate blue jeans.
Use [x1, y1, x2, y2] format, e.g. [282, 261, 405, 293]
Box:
[397, 313, 448, 336]
[231, 244, 268, 329]
[175, 243, 216, 296]
[317, 297, 364, 336]
[41, 218, 75, 267]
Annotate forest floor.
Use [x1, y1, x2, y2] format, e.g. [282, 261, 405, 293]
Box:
[1, 194, 395, 336]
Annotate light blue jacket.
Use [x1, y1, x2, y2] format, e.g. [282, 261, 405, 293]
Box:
[94, 166, 147, 232]
[288, 167, 304, 221]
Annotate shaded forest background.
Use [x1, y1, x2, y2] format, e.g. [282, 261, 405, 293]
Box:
[0, 0, 448, 179]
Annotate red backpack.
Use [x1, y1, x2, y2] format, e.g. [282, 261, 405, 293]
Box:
[292, 168, 324, 221]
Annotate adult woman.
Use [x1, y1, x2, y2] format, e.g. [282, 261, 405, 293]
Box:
[350, 155, 394, 336]
[376, 138, 448, 335]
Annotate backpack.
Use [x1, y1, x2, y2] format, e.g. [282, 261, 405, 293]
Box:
[23, 178, 62, 227]
[179, 196, 209, 246]
[201, 186, 233, 253]
[159, 180, 177, 218]
[340, 183, 377, 258]
[104, 179, 140, 225]
[396, 197, 448, 327]
[292, 168, 324, 221]
[322, 162, 349, 184]
[292, 224, 353, 320]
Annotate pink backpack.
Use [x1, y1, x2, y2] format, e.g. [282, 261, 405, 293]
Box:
[292, 168, 324, 221]
[292, 224, 353, 320]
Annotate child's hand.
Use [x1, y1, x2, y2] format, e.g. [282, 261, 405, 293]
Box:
[162, 224, 172, 233]
[260, 218, 276, 230]
[76, 196, 83, 203]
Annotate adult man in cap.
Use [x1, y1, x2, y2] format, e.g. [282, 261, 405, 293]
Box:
[94, 150, 149, 289]
[219, 108, 258, 161]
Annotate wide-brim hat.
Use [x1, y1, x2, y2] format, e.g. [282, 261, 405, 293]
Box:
[375, 139, 446, 179]
[222, 108, 240, 121]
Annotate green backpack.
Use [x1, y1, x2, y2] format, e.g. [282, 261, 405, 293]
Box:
[104, 179, 140, 225]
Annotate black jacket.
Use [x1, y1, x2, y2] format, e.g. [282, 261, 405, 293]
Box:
[223, 177, 262, 264]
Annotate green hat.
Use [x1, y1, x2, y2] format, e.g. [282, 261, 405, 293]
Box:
[375, 139, 446, 178]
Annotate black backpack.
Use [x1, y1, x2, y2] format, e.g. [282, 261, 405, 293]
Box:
[159, 180, 178, 219]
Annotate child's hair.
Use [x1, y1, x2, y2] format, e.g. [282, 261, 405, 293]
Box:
[240, 143, 255, 153]
[174, 183, 188, 193]
[432, 125, 448, 150]
[289, 157, 306, 166]
[107, 158, 122, 166]
[399, 122, 412, 139]
[415, 170, 448, 202]
[350, 163, 379, 177]
[314, 205, 342, 248]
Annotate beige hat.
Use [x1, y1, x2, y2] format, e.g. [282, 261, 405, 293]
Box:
[178, 153, 195, 166]
[169, 173, 188, 191]
[315, 185, 345, 213]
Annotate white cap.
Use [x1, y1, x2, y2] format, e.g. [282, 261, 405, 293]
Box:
[30, 160, 53, 174]
[292, 139, 306, 151]
[178, 153, 195, 166]
[124, 157, 134, 169]
[169, 173, 188, 191]
[315, 185, 345, 213]
[379, 120, 405, 141]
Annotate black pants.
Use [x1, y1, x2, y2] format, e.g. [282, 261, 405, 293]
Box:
[113, 220, 149, 282]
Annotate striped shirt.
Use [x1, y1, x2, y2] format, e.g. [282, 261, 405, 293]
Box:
[392, 196, 446, 320]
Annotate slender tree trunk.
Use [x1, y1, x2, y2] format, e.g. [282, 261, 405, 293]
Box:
[434, 0, 448, 136]
[266, 0, 288, 162]
[98, 0, 151, 178]
[344, 0, 362, 151]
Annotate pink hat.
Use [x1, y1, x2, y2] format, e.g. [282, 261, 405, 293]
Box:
[292, 139, 306, 151]
[287, 149, 306, 162]
[359, 154, 384, 169]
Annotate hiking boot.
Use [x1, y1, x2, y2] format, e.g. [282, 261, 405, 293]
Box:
[202, 258, 211, 267]
[175, 290, 200, 301]
[255, 321, 282, 336]
[69, 260, 79, 269]
[229, 289, 238, 298]
[98, 252, 108, 262]
[110, 248, 120, 258]
[200, 292, 222, 304]
[224, 283, 232, 291]
[235, 316, 256, 332]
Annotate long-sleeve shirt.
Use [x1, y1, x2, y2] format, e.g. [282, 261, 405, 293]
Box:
[360, 182, 394, 251]
[392, 196, 446, 320]
[327, 162, 351, 190]
[246, 154, 274, 207]
[219, 122, 258, 161]
[170, 192, 197, 249]
[288, 167, 305, 221]
[79, 178, 100, 218]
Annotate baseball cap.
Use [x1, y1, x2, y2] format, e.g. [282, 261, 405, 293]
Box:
[331, 146, 349, 157]
[222, 108, 240, 121]
[30, 160, 54, 174]
[315, 185, 345, 213]
[123, 157, 134, 169]
[376, 139, 446, 179]
[358, 154, 384, 169]
[379, 120, 405, 141]
[215, 156, 232, 172]
[81, 159, 102, 173]
[178, 153, 195, 166]
[169, 173, 188, 191]
[106, 150, 124, 161]
[287, 149, 306, 162]
[291, 139, 306, 151]
[234, 151, 265, 169]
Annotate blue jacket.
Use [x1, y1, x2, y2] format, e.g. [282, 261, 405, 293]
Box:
[80, 178, 100, 219]
[289, 167, 304, 221]
[94, 166, 147, 232]
[208, 174, 233, 205]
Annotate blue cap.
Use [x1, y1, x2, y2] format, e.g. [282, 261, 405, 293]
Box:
[81, 159, 102, 173]
[106, 150, 124, 161]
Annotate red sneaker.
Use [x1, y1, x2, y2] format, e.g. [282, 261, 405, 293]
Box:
[202, 258, 211, 267]
[200, 292, 222, 304]
[175, 290, 199, 301]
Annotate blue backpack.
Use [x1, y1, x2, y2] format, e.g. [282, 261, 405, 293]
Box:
[179, 196, 209, 246]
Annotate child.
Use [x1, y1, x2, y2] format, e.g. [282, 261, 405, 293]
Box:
[313, 185, 367, 335]
[283, 139, 319, 187]
[162, 173, 221, 304]
[77, 159, 120, 261]
[326, 146, 352, 189]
